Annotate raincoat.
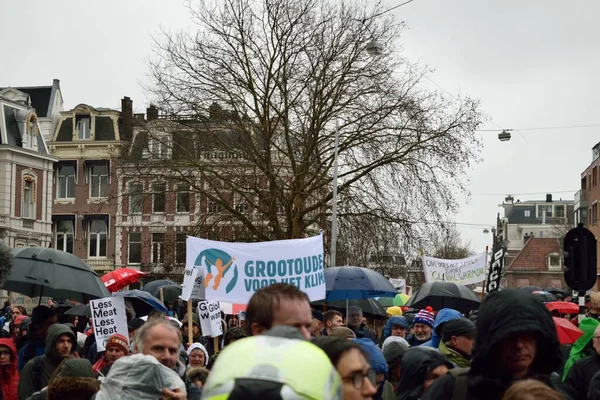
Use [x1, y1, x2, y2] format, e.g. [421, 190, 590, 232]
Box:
[421, 290, 564, 400]
[381, 316, 409, 344]
[562, 317, 599, 380]
[395, 347, 453, 400]
[0, 338, 19, 400]
[421, 308, 463, 349]
[94, 354, 186, 400]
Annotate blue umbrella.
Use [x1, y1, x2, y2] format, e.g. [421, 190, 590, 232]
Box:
[113, 289, 168, 316]
[325, 266, 398, 301]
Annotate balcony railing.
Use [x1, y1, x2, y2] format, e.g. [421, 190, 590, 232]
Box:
[575, 190, 588, 203]
[84, 258, 115, 272]
[22, 219, 34, 230]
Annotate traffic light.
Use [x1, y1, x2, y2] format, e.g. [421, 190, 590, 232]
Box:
[564, 224, 597, 292]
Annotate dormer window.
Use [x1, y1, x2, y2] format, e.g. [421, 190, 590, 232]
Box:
[548, 253, 561, 271]
[76, 116, 91, 140]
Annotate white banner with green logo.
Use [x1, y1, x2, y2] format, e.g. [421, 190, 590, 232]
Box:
[186, 234, 325, 304]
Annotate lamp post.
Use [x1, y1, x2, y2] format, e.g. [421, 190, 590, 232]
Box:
[330, 120, 340, 267]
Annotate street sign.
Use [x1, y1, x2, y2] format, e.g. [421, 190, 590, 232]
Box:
[564, 224, 597, 292]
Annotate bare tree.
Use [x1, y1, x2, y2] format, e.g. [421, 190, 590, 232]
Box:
[429, 223, 474, 260]
[124, 0, 484, 250]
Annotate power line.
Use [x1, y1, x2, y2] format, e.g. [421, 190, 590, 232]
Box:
[471, 190, 578, 196]
[477, 124, 600, 132]
[370, 0, 416, 19]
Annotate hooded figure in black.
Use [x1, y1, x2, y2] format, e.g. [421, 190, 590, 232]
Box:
[421, 290, 564, 400]
[395, 347, 452, 400]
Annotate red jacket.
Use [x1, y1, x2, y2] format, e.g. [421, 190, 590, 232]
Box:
[0, 338, 19, 400]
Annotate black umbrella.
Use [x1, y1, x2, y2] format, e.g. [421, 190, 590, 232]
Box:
[311, 298, 387, 318]
[1, 248, 110, 303]
[64, 304, 91, 317]
[142, 280, 181, 303]
[405, 282, 481, 314]
[517, 285, 543, 294]
[531, 291, 557, 303]
[545, 287, 569, 297]
[142, 280, 178, 294]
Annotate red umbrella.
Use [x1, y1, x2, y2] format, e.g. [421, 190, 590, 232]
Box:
[553, 316, 584, 344]
[101, 268, 146, 293]
[546, 301, 579, 315]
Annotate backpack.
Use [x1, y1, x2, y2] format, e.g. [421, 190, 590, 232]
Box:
[449, 367, 470, 400]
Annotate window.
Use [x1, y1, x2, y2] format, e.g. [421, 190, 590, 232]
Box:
[22, 179, 34, 219]
[517, 278, 530, 288]
[90, 164, 108, 198]
[55, 220, 74, 254]
[77, 117, 91, 140]
[207, 200, 223, 213]
[128, 183, 144, 214]
[594, 203, 599, 226]
[25, 118, 36, 149]
[549, 255, 561, 267]
[57, 165, 76, 198]
[537, 205, 552, 218]
[176, 184, 190, 213]
[555, 205, 565, 218]
[524, 210, 531, 218]
[88, 219, 107, 258]
[234, 202, 249, 214]
[153, 184, 166, 213]
[128, 232, 142, 264]
[152, 233, 165, 264]
[175, 233, 186, 264]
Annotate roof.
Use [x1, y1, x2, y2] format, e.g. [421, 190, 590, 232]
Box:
[15, 86, 52, 117]
[54, 116, 116, 142]
[504, 203, 574, 224]
[508, 238, 561, 271]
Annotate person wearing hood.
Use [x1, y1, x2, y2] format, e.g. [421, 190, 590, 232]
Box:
[421, 308, 463, 349]
[381, 316, 409, 345]
[383, 341, 410, 393]
[421, 290, 564, 400]
[407, 309, 435, 347]
[0, 338, 19, 400]
[187, 343, 209, 369]
[564, 324, 600, 400]
[12, 315, 27, 345]
[181, 313, 208, 351]
[16, 318, 31, 353]
[135, 318, 201, 400]
[354, 338, 396, 400]
[28, 358, 99, 400]
[562, 317, 600, 380]
[438, 318, 475, 368]
[18, 324, 76, 400]
[18, 306, 57, 371]
[395, 347, 452, 400]
[92, 333, 130, 378]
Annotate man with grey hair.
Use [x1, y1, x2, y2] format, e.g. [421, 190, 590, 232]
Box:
[134, 318, 201, 400]
[346, 306, 377, 343]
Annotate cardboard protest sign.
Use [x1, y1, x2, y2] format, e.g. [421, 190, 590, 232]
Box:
[187, 234, 325, 304]
[181, 263, 205, 301]
[422, 252, 487, 285]
[90, 296, 128, 352]
[389, 278, 406, 294]
[197, 300, 223, 338]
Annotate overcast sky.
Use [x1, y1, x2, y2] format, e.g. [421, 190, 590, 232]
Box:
[2, 0, 599, 257]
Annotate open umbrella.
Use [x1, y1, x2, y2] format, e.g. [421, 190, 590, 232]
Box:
[64, 304, 91, 318]
[531, 291, 557, 303]
[546, 301, 579, 315]
[154, 285, 182, 303]
[142, 279, 179, 295]
[376, 293, 409, 307]
[517, 286, 543, 294]
[545, 287, 569, 297]
[102, 268, 146, 293]
[325, 267, 397, 301]
[113, 290, 168, 316]
[404, 282, 481, 314]
[553, 316, 584, 344]
[0, 247, 110, 303]
[311, 298, 387, 318]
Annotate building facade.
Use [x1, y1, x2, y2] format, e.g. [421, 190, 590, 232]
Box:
[505, 238, 566, 289]
[0, 88, 57, 247]
[579, 142, 600, 287]
[47, 99, 129, 275]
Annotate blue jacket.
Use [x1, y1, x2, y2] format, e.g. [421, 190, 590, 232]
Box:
[421, 308, 463, 349]
[18, 339, 45, 371]
[382, 316, 409, 343]
[354, 338, 388, 400]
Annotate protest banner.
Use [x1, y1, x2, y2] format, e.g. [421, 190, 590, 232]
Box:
[90, 296, 128, 352]
[10, 295, 52, 314]
[422, 252, 487, 285]
[187, 234, 325, 304]
[181, 263, 205, 301]
[197, 300, 223, 338]
[389, 278, 406, 294]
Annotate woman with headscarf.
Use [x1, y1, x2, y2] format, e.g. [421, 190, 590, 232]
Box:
[187, 343, 209, 369]
[0, 338, 19, 400]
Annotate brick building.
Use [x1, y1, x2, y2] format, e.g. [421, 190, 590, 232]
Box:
[579, 142, 600, 288]
[505, 237, 565, 289]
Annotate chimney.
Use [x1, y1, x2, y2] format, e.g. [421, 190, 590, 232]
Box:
[546, 193, 553, 203]
[121, 96, 133, 140]
[147, 105, 159, 121]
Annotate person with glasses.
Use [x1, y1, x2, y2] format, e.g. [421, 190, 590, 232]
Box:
[564, 324, 600, 400]
[313, 336, 379, 399]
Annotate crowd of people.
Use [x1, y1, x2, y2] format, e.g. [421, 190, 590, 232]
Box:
[0, 285, 598, 399]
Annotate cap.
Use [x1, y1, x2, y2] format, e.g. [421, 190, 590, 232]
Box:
[442, 318, 476, 342]
[329, 327, 356, 340]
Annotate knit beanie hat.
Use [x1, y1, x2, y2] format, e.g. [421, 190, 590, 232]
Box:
[383, 341, 410, 369]
[105, 333, 130, 355]
[442, 318, 476, 342]
[413, 308, 435, 329]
